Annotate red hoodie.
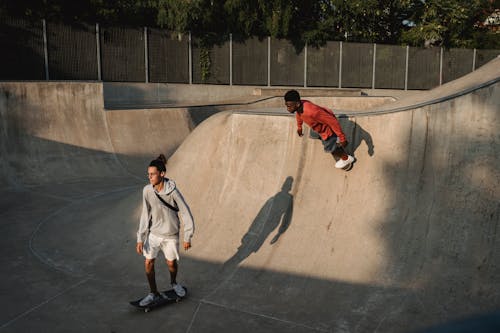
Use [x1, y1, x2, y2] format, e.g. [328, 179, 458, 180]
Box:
[295, 100, 346, 142]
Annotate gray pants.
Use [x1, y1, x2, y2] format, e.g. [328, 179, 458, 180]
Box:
[310, 130, 343, 154]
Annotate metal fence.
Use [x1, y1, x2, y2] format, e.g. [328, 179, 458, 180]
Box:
[1, 18, 499, 89]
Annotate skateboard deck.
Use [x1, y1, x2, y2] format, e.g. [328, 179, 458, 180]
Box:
[130, 287, 187, 312]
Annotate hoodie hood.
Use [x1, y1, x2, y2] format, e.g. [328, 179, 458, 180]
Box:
[153, 178, 176, 195]
[162, 179, 176, 195]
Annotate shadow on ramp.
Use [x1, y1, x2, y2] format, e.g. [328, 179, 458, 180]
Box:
[223, 176, 294, 269]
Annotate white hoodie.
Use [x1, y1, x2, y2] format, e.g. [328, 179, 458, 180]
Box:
[137, 179, 195, 243]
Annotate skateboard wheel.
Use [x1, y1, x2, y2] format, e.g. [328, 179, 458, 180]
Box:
[343, 164, 353, 171]
[144, 308, 150, 313]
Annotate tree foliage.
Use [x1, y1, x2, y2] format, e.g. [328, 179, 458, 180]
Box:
[1, 0, 498, 49]
[401, 0, 499, 48]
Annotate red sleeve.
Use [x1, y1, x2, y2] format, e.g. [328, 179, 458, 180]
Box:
[315, 110, 346, 142]
[295, 113, 303, 132]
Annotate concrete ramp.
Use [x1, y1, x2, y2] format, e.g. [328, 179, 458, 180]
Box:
[0, 57, 499, 333]
[166, 70, 500, 331]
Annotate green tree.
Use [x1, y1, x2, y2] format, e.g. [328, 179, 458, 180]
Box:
[1, 0, 497, 49]
[401, 0, 498, 48]
[0, 0, 155, 26]
[223, 0, 267, 39]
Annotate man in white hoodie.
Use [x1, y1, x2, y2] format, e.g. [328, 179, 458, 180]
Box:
[136, 154, 195, 306]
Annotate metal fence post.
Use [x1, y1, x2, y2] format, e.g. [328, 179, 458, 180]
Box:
[229, 33, 233, 86]
[188, 32, 193, 84]
[439, 47, 443, 85]
[96, 23, 102, 81]
[42, 19, 49, 80]
[267, 36, 271, 86]
[372, 43, 377, 89]
[472, 48, 477, 71]
[304, 42, 308, 87]
[405, 45, 409, 90]
[144, 27, 149, 83]
[338, 41, 342, 88]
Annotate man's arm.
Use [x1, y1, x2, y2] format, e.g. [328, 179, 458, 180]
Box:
[295, 113, 304, 136]
[137, 188, 151, 248]
[315, 109, 346, 143]
[173, 189, 195, 249]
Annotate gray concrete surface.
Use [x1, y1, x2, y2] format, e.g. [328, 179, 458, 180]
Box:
[103, 83, 366, 108]
[0, 57, 499, 333]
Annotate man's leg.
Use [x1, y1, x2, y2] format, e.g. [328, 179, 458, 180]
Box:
[167, 259, 186, 296]
[332, 146, 349, 161]
[145, 258, 159, 294]
[166, 259, 178, 285]
[322, 135, 348, 161]
[332, 145, 355, 169]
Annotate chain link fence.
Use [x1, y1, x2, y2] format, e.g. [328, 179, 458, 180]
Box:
[0, 18, 45, 80]
[192, 36, 230, 85]
[307, 41, 341, 87]
[1, 18, 499, 89]
[47, 22, 98, 80]
[148, 29, 190, 83]
[232, 37, 268, 86]
[375, 44, 407, 89]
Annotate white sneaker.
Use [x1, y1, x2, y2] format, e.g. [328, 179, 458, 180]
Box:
[139, 293, 159, 306]
[172, 283, 186, 297]
[335, 155, 355, 169]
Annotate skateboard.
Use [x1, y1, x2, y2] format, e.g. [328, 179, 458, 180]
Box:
[130, 287, 187, 313]
[342, 162, 354, 171]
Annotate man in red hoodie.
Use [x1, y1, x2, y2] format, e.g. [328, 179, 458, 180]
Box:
[284, 89, 355, 169]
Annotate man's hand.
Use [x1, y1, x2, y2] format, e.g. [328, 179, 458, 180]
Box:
[136, 242, 143, 255]
[297, 129, 303, 137]
[336, 140, 348, 148]
[183, 242, 191, 251]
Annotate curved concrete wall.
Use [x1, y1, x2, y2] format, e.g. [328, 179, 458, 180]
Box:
[0, 82, 124, 187]
[0, 81, 394, 187]
[0, 82, 196, 187]
[165, 80, 500, 331]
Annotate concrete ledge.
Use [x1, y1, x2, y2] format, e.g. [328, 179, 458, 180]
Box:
[253, 87, 363, 97]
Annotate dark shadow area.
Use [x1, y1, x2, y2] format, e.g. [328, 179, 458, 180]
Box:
[102, 83, 225, 127]
[417, 311, 500, 333]
[309, 119, 375, 159]
[47, 22, 98, 80]
[187, 105, 226, 126]
[12, 172, 499, 332]
[18, 180, 406, 332]
[340, 118, 375, 158]
[0, 18, 45, 80]
[103, 83, 176, 108]
[223, 177, 294, 269]
[0, 87, 141, 187]
[0, 134, 142, 189]
[378, 83, 500, 330]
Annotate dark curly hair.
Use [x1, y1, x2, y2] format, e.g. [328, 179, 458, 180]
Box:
[149, 154, 167, 172]
[284, 90, 301, 102]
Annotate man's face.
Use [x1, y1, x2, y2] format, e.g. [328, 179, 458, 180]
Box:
[147, 166, 164, 186]
[285, 101, 300, 113]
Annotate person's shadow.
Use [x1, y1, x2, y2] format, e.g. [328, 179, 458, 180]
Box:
[223, 177, 294, 269]
[309, 119, 374, 158]
[339, 118, 375, 158]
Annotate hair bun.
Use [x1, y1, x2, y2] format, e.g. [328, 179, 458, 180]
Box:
[157, 154, 167, 164]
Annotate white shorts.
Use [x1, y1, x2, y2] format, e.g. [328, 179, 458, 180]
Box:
[143, 233, 179, 261]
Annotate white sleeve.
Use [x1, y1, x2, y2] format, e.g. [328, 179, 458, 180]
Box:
[137, 187, 151, 243]
[173, 189, 195, 242]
